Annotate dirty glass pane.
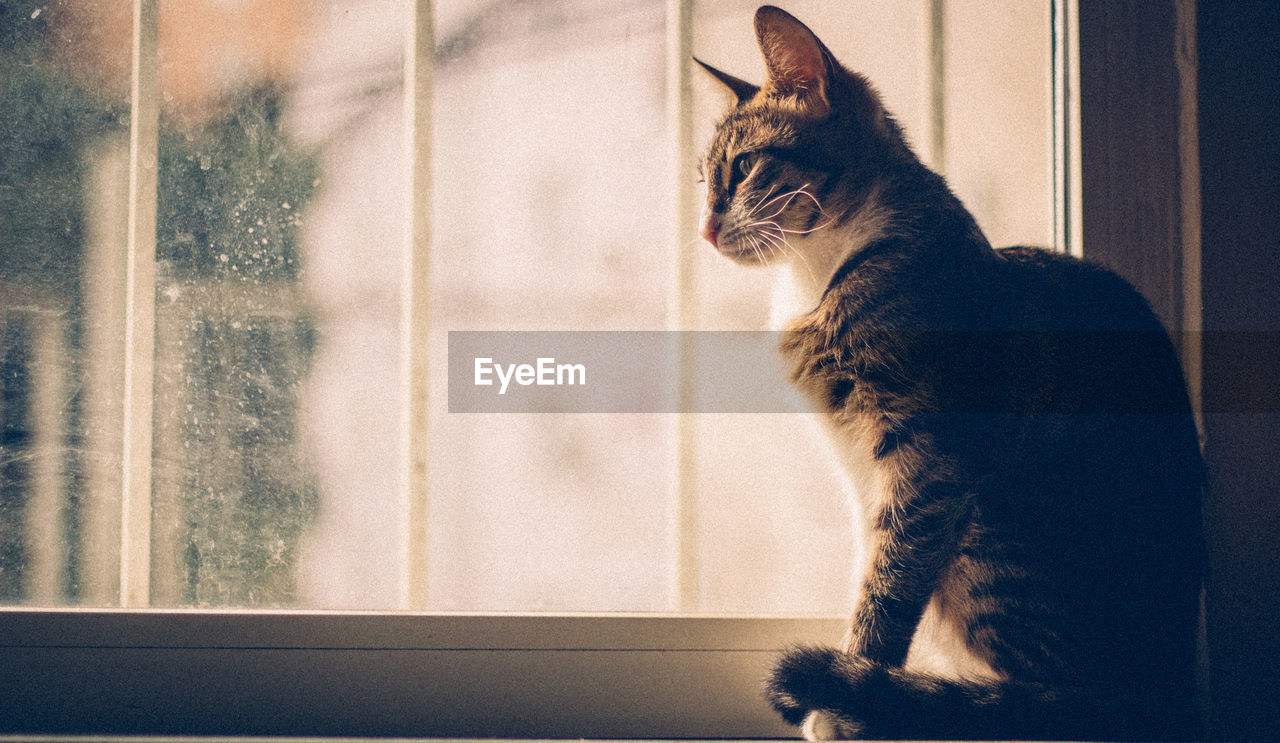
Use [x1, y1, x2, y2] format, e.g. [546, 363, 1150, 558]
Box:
[142, 1, 320, 607]
[0, 0, 129, 605]
[0, 0, 326, 608]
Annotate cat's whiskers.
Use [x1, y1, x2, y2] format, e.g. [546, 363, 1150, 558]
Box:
[750, 184, 822, 223]
[754, 228, 789, 262]
[747, 183, 783, 217]
[743, 183, 829, 284]
[749, 185, 831, 241]
[750, 186, 800, 219]
[748, 214, 834, 239]
[777, 215, 837, 236]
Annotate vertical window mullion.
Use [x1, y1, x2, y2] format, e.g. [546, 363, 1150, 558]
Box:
[1173, 0, 1202, 431]
[120, 0, 159, 608]
[927, 0, 946, 173]
[666, 0, 697, 612]
[404, 0, 434, 611]
[1052, 0, 1083, 256]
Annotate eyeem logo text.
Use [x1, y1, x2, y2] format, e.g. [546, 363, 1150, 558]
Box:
[473, 357, 587, 395]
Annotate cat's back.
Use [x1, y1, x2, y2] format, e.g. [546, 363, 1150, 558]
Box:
[969, 245, 1202, 509]
[987, 245, 1167, 333]
[963, 245, 1197, 421]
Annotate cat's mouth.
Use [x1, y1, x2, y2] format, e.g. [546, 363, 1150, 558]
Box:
[715, 233, 774, 265]
[700, 209, 775, 265]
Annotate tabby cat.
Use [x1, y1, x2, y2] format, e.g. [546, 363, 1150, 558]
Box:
[695, 7, 1204, 741]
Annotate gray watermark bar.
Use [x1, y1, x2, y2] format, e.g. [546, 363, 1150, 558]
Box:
[447, 330, 1280, 414]
[448, 331, 806, 414]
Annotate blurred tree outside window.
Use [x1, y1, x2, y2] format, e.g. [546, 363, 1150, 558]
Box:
[0, 0, 317, 606]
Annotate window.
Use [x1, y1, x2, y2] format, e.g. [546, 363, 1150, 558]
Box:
[0, 0, 1200, 737]
[0, 0, 1051, 614]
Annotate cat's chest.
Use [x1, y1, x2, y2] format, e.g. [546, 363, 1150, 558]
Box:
[812, 410, 895, 523]
[769, 262, 837, 331]
[777, 326, 891, 517]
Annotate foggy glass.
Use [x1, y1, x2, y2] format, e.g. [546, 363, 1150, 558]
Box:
[422, 0, 675, 611]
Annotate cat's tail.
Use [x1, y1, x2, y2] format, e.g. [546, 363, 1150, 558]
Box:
[765, 645, 1186, 741]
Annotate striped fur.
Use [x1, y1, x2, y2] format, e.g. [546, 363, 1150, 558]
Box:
[698, 7, 1204, 741]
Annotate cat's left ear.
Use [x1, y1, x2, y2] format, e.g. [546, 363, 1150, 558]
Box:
[693, 57, 759, 106]
[754, 5, 831, 114]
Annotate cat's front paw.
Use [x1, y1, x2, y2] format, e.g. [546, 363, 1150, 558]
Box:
[765, 645, 872, 739]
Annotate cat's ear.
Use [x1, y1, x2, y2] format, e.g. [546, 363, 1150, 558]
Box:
[693, 57, 759, 106]
[754, 5, 831, 114]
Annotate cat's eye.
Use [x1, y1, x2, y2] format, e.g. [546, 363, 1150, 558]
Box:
[732, 151, 760, 181]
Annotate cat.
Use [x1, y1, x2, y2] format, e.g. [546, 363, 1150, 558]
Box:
[695, 6, 1204, 741]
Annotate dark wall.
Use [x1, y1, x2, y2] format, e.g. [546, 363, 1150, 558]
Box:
[1198, 1, 1280, 740]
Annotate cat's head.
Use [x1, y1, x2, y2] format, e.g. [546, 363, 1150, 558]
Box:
[696, 6, 903, 267]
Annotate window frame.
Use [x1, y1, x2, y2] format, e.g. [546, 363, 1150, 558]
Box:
[0, 0, 1204, 737]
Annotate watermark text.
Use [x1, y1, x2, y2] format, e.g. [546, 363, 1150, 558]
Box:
[474, 357, 587, 395]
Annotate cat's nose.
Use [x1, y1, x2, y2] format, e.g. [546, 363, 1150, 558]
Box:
[700, 212, 722, 248]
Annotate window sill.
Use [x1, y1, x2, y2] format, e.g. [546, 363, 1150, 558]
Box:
[0, 610, 844, 738]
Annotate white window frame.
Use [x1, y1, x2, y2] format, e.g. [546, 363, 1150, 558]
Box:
[0, 0, 1202, 737]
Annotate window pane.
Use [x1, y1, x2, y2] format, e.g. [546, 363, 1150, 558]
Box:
[423, 0, 675, 611]
[0, 0, 131, 605]
[291, 0, 412, 607]
[942, 0, 1053, 249]
[150, 2, 319, 606]
[2, 0, 1051, 612]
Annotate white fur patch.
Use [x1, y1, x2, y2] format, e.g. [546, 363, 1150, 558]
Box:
[905, 594, 1001, 682]
[801, 709, 858, 741]
[800, 410, 890, 653]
